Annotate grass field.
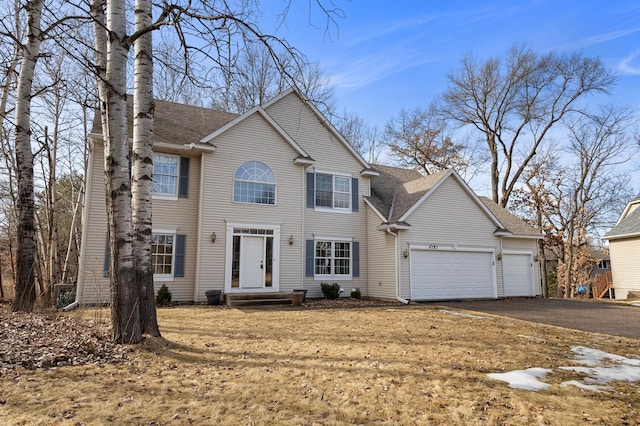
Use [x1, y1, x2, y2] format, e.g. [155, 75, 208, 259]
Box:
[1, 303, 639, 425]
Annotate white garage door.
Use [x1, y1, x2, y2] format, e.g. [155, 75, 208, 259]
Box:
[502, 253, 534, 297]
[410, 249, 495, 300]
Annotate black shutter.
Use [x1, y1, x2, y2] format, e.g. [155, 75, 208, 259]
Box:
[306, 172, 315, 208]
[352, 241, 360, 277]
[174, 234, 186, 277]
[178, 157, 190, 198]
[103, 233, 110, 277]
[351, 177, 359, 212]
[305, 239, 315, 277]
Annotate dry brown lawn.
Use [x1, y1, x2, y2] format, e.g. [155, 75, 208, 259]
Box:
[1, 302, 639, 425]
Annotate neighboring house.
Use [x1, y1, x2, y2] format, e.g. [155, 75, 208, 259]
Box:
[603, 196, 640, 299]
[76, 89, 542, 304]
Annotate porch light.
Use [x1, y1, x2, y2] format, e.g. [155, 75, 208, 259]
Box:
[496, 251, 502, 261]
[211, 232, 217, 243]
[403, 248, 409, 258]
[289, 235, 294, 245]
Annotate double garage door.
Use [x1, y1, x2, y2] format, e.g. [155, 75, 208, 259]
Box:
[410, 249, 534, 300]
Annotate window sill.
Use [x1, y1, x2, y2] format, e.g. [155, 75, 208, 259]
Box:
[314, 207, 352, 214]
[152, 194, 178, 201]
[154, 275, 174, 282]
[313, 275, 352, 281]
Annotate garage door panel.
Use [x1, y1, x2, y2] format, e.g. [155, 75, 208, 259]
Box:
[503, 253, 534, 297]
[411, 250, 495, 300]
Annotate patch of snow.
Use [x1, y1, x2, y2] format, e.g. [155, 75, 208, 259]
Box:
[560, 380, 606, 392]
[438, 309, 490, 319]
[488, 346, 640, 391]
[487, 368, 552, 391]
[631, 303, 640, 307]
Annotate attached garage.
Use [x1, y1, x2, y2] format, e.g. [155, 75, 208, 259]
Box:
[502, 252, 535, 297]
[410, 248, 497, 300]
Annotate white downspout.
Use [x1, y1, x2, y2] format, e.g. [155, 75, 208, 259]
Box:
[386, 228, 409, 304]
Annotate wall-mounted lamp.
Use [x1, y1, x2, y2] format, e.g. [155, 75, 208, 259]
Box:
[534, 255, 539, 262]
[403, 248, 409, 258]
[211, 232, 217, 243]
[496, 251, 502, 261]
[289, 235, 294, 245]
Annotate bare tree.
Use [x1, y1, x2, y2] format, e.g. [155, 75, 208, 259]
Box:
[385, 106, 469, 175]
[132, 0, 159, 337]
[334, 110, 383, 163]
[12, 0, 44, 312]
[440, 44, 616, 207]
[513, 105, 636, 298]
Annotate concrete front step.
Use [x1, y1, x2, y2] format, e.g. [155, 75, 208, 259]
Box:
[225, 291, 302, 307]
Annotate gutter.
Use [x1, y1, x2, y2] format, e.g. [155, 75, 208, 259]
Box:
[386, 228, 409, 305]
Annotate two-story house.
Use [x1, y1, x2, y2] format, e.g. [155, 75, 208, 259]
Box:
[76, 89, 542, 304]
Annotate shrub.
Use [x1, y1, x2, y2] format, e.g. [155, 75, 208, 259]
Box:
[156, 284, 172, 306]
[350, 288, 361, 299]
[320, 282, 341, 300]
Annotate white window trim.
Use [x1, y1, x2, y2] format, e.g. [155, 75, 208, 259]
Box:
[313, 237, 353, 281]
[232, 161, 277, 206]
[224, 222, 281, 293]
[152, 153, 179, 200]
[314, 170, 352, 213]
[152, 230, 177, 281]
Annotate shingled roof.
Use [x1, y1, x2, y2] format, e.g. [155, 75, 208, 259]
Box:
[604, 196, 640, 240]
[91, 98, 238, 145]
[479, 197, 541, 237]
[368, 164, 540, 237]
[368, 164, 448, 223]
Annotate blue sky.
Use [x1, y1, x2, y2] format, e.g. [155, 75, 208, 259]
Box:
[263, 0, 640, 129]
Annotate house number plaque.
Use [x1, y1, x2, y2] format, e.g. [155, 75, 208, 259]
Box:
[428, 244, 439, 250]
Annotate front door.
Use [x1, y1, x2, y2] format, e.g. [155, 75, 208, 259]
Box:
[240, 236, 264, 288]
[227, 225, 279, 292]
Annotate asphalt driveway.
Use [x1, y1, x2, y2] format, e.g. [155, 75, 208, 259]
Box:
[435, 298, 640, 340]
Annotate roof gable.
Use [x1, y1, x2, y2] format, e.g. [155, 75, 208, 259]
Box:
[605, 197, 640, 240]
[199, 105, 312, 160]
[368, 164, 539, 237]
[263, 89, 377, 176]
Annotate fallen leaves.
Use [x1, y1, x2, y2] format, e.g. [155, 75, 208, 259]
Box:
[0, 311, 128, 377]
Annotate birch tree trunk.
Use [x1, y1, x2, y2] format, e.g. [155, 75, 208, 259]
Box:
[105, 0, 140, 343]
[13, 0, 44, 312]
[132, 0, 160, 336]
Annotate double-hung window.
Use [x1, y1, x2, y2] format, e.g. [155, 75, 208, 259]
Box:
[314, 240, 351, 278]
[315, 173, 351, 210]
[153, 154, 179, 196]
[152, 234, 175, 279]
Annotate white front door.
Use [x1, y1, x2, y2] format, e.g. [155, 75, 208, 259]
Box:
[240, 236, 264, 288]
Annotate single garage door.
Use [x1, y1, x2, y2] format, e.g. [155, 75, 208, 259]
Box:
[410, 249, 496, 300]
[502, 253, 535, 297]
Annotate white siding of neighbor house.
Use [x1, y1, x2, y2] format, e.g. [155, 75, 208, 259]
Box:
[77, 140, 202, 304]
[365, 206, 397, 300]
[196, 112, 305, 302]
[609, 238, 640, 299]
[397, 176, 503, 300]
[501, 237, 542, 296]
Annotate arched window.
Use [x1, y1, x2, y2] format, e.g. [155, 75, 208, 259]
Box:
[233, 161, 276, 205]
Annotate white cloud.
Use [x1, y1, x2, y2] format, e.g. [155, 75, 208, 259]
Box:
[619, 49, 640, 75]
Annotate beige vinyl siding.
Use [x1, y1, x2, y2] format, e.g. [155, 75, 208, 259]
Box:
[264, 93, 371, 297]
[78, 141, 201, 303]
[366, 206, 396, 299]
[197, 112, 304, 301]
[77, 140, 110, 304]
[501, 237, 542, 296]
[398, 176, 502, 299]
[265, 93, 367, 176]
[609, 238, 640, 299]
[151, 153, 200, 302]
